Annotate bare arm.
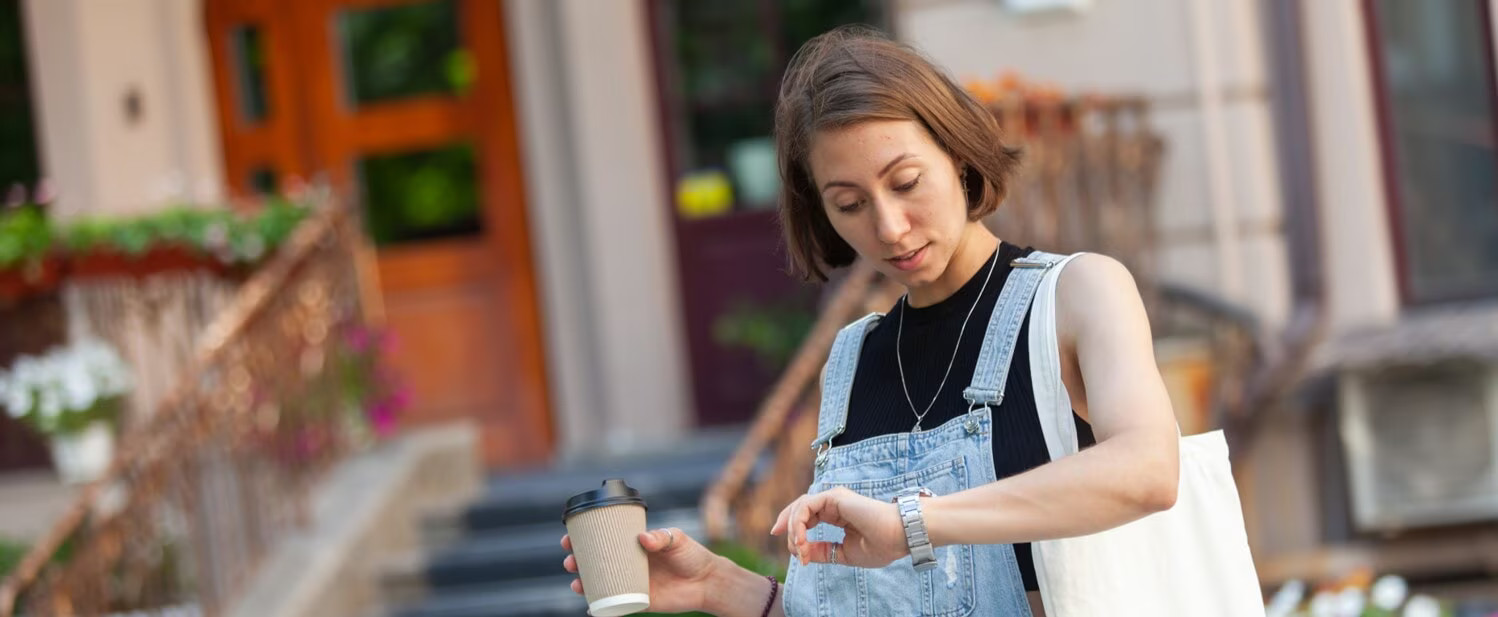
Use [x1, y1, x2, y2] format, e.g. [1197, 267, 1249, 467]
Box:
[921, 253, 1179, 546]
[701, 564, 787, 617]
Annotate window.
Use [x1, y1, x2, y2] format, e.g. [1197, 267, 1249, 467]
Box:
[1367, 0, 1498, 303]
[337, 0, 471, 107]
[653, 0, 886, 218]
[356, 142, 481, 246]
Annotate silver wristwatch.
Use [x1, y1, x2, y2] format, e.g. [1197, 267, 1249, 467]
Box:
[892, 487, 937, 572]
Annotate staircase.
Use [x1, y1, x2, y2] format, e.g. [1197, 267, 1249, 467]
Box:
[381, 429, 749, 617]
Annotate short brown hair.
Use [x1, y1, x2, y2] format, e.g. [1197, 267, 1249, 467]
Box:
[775, 26, 1022, 281]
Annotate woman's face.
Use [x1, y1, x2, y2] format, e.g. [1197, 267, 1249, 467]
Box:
[808, 119, 979, 302]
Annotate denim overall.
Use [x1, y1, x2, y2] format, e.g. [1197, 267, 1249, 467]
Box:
[781, 251, 1064, 617]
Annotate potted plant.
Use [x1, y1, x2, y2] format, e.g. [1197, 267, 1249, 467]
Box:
[0, 202, 61, 302]
[0, 338, 133, 484]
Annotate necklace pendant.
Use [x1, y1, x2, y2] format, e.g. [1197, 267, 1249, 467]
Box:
[912, 420, 923, 432]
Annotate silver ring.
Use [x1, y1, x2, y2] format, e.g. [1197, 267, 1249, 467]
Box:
[829, 543, 838, 565]
[664, 529, 676, 549]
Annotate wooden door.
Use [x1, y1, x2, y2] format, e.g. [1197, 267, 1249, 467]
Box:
[647, 0, 886, 425]
[205, 0, 552, 466]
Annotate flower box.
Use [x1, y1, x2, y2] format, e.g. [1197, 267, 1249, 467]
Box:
[67, 245, 233, 281]
[0, 257, 63, 304]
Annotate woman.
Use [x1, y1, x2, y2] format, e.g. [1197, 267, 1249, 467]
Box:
[561, 25, 1179, 617]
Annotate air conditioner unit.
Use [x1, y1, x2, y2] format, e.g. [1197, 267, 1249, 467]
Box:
[1339, 360, 1498, 531]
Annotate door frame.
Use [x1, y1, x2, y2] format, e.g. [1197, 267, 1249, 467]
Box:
[203, 0, 554, 461]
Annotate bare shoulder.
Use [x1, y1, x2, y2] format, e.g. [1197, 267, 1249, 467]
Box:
[1053, 253, 1148, 342]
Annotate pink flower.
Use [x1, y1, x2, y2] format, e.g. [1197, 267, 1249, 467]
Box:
[344, 326, 374, 353]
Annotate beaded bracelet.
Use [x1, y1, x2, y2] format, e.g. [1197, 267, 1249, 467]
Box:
[760, 575, 780, 617]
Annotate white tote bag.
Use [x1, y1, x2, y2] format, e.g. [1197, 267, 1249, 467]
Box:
[1027, 253, 1265, 617]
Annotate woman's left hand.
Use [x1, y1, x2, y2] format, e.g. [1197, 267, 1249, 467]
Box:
[770, 486, 909, 568]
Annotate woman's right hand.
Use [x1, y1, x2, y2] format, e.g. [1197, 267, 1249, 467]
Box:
[561, 528, 724, 614]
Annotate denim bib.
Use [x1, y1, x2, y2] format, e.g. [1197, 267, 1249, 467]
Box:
[781, 251, 1065, 617]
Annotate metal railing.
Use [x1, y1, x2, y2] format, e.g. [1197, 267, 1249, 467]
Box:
[0, 200, 380, 616]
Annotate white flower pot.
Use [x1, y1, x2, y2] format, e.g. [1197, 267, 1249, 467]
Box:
[49, 421, 115, 485]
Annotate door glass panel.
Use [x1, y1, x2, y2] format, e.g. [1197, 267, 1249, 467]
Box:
[1, 0, 41, 189]
[230, 24, 271, 125]
[248, 166, 278, 196]
[357, 142, 481, 246]
[1371, 0, 1498, 302]
[337, 0, 472, 107]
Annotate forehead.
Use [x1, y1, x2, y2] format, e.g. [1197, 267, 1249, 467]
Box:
[807, 120, 942, 178]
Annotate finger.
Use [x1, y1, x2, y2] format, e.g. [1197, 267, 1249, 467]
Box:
[561, 535, 572, 552]
[771, 500, 797, 535]
[786, 501, 803, 559]
[563, 554, 577, 573]
[638, 528, 677, 553]
[570, 578, 584, 595]
[793, 494, 849, 557]
[802, 541, 840, 565]
[792, 494, 822, 548]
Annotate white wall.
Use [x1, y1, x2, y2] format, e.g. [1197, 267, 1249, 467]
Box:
[505, 0, 693, 457]
[1299, 0, 1400, 332]
[896, 0, 1292, 328]
[23, 0, 224, 220]
[24, 0, 691, 459]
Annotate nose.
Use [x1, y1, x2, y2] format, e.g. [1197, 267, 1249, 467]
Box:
[872, 198, 910, 246]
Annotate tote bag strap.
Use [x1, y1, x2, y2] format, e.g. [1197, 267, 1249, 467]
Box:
[1027, 252, 1086, 461]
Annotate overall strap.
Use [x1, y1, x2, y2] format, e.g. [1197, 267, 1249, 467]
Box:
[960, 250, 1069, 408]
[811, 313, 881, 452]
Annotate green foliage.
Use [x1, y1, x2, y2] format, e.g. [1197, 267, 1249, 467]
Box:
[0, 537, 28, 580]
[57, 197, 311, 263]
[0, 204, 50, 269]
[0, 198, 313, 273]
[13, 396, 121, 438]
[713, 297, 817, 372]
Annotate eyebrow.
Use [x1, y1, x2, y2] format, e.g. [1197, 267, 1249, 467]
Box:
[821, 153, 917, 192]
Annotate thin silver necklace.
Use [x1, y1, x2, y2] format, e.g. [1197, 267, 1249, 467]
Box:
[897, 247, 1000, 432]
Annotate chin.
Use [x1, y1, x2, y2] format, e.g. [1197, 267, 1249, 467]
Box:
[885, 267, 933, 289]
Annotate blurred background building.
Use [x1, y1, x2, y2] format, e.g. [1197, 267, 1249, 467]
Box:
[1, 0, 1497, 615]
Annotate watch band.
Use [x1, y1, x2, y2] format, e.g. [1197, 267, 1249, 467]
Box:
[893, 487, 937, 572]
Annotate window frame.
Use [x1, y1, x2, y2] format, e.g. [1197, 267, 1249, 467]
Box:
[1362, 0, 1498, 305]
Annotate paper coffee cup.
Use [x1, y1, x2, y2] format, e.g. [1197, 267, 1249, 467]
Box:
[563, 479, 650, 616]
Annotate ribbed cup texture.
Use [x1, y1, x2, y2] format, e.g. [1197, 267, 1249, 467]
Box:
[565, 504, 649, 608]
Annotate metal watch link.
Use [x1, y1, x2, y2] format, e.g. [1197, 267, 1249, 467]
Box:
[892, 487, 937, 572]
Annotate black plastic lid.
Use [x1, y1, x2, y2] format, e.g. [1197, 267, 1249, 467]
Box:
[563, 478, 647, 522]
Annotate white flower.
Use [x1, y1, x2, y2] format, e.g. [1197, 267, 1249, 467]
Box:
[1372, 575, 1409, 610]
[60, 363, 97, 411]
[0, 339, 133, 430]
[0, 374, 17, 419]
[1403, 595, 1441, 617]
[1335, 588, 1366, 617]
[1266, 580, 1306, 617]
[1309, 591, 1337, 617]
[204, 222, 229, 250]
[238, 235, 265, 262]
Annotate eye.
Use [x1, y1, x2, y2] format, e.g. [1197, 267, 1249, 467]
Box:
[835, 199, 863, 213]
[894, 175, 921, 193]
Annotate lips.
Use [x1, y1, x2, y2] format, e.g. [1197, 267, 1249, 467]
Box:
[886, 244, 928, 272]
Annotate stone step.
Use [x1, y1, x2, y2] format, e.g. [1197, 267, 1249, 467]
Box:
[385, 575, 587, 617]
[383, 428, 747, 617]
[383, 508, 703, 604]
[462, 458, 728, 534]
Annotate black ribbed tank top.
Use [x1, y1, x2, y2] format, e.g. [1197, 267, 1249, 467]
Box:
[833, 241, 1097, 592]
